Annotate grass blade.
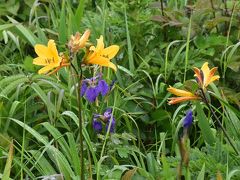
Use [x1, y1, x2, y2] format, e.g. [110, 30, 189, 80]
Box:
[124, 6, 134, 72]
[2, 140, 14, 180]
[196, 102, 215, 145]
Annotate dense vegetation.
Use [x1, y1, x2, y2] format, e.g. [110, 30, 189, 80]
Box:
[1, 0, 240, 179]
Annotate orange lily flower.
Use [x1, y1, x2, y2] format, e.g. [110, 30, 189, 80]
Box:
[68, 29, 90, 53]
[83, 35, 119, 71]
[33, 40, 70, 75]
[193, 62, 220, 89]
[167, 86, 200, 105]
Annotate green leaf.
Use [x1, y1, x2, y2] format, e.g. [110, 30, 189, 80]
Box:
[36, 24, 48, 44]
[61, 111, 98, 165]
[118, 65, 134, 77]
[196, 102, 215, 145]
[2, 141, 14, 180]
[117, 147, 129, 158]
[150, 109, 170, 124]
[183, 80, 199, 94]
[199, 48, 215, 56]
[74, 0, 85, 30]
[23, 56, 37, 72]
[194, 35, 228, 49]
[0, 76, 28, 97]
[30, 83, 55, 113]
[67, 133, 81, 176]
[124, 7, 134, 72]
[146, 153, 158, 177]
[197, 163, 205, 180]
[42, 122, 71, 160]
[28, 150, 56, 175]
[7, 16, 37, 46]
[59, 0, 67, 44]
[10, 118, 48, 145]
[0, 24, 15, 31]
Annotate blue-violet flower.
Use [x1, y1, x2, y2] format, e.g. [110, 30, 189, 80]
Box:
[81, 74, 109, 102]
[92, 108, 116, 133]
[93, 116, 103, 132]
[183, 110, 193, 128]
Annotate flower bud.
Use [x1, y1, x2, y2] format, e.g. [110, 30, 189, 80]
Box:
[68, 29, 90, 53]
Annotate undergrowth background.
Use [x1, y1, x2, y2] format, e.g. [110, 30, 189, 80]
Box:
[0, 0, 240, 179]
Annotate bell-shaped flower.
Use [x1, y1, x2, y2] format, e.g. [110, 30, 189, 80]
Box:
[167, 86, 199, 105]
[193, 62, 220, 89]
[83, 35, 119, 71]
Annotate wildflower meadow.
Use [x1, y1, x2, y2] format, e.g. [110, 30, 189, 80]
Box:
[1, 0, 240, 179]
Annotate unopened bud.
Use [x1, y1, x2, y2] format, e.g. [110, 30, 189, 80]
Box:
[68, 29, 90, 53]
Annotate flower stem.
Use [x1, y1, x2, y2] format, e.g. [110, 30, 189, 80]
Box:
[200, 88, 239, 155]
[70, 61, 84, 179]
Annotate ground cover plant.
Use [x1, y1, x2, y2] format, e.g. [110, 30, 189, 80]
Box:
[0, 0, 240, 179]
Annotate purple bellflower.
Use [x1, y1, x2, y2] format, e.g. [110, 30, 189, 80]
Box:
[92, 108, 116, 133]
[81, 74, 109, 103]
[183, 110, 193, 128]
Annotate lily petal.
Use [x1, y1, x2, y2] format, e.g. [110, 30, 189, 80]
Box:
[195, 62, 220, 88]
[84, 35, 119, 71]
[102, 45, 119, 59]
[95, 36, 104, 52]
[167, 86, 196, 97]
[33, 57, 49, 66]
[168, 96, 199, 105]
[108, 62, 117, 72]
[208, 75, 220, 85]
[205, 67, 219, 86]
[35, 44, 51, 58]
[201, 62, 210, 85]
[88, 56, 117, 71]
[193, 67, 203, 85]
[201, 62, 210, 75]
[48, 40, 59, 63]
[38, 64, 58, 74]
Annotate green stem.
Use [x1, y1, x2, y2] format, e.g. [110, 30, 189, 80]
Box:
[160, 0, 166, 41]
[200, 88, 239, 155]
[183, 14, 192, 82]
[20, 97, 27, 180]
[70, 61, 84, 179]
[210, 0, 219, 32]
[78, 66, 84, 180]
[223, 2, 237, 80]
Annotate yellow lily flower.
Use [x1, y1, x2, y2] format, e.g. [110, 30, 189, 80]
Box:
[193, 62, 220, 89]
[167, 86, 200, 105]
[33, 40, 69, 75]
[68, 29, 90, 53]
[83, 35, 119, 71]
